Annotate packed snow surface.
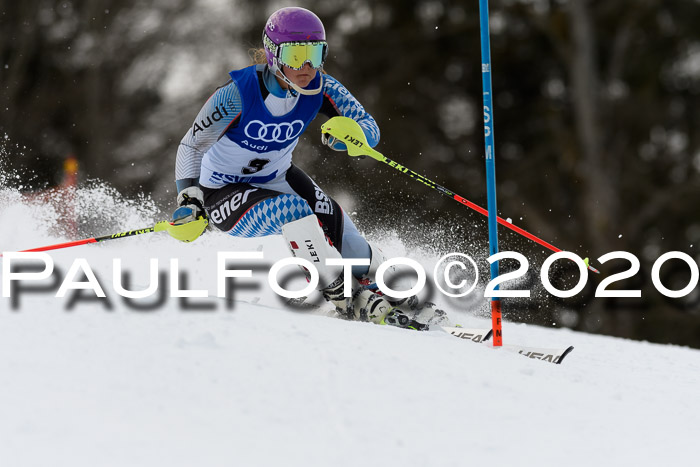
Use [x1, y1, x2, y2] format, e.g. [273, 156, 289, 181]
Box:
[1, 184, 699, 467]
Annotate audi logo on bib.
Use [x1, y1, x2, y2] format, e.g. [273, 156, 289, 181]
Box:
[244, 120, 305, 143]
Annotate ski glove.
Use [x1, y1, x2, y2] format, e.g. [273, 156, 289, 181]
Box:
[174, 186, 206, 225]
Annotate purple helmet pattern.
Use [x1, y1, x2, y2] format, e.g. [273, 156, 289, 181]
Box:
[263, 7, 326, 70]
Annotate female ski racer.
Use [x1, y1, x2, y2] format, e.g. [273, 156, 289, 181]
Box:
[172, 7, 426, 329]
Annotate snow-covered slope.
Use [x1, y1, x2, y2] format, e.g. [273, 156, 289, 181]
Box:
[1, 185, 699, 467]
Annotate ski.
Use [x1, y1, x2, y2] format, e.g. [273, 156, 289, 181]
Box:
[501, 344, 575, 364]
[246, 295, 575, 364]
[440, 325, 574, 364]
[442, 326, 493, 344]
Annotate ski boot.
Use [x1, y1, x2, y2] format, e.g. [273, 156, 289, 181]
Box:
[381, 308, 429, 331]
[322, 276, 394, 324]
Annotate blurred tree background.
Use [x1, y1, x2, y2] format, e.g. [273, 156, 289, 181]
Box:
[2, 0, 700, 346]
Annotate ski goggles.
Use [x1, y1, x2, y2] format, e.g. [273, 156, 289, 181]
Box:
[277, 41, 328, 70]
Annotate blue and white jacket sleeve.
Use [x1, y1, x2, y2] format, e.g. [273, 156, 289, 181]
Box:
[175, 80, 243, 192]
[320, 74, 380, 149]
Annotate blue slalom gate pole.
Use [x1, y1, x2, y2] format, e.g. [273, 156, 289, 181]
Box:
[478, 0, 502, 346]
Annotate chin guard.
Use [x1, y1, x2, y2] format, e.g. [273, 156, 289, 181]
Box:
[320, 116, 384, 160]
